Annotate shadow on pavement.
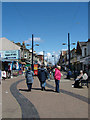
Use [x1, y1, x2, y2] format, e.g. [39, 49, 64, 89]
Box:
[19, 89, 29, 92]
[19, 87, 55, 93]
[32, 88, 55, 92]
[45, 89, 55, 92]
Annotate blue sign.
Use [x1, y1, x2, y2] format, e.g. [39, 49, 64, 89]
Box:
[0, 50, 20, 59]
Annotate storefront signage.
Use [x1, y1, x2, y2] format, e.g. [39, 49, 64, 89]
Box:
[0, 50, 20, 59]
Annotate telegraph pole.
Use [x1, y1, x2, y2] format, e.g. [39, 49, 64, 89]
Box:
[68, 33, 71, 69]
[32, 34, 34, 71]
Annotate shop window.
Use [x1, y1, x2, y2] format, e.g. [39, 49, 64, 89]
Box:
[12, 61, 16, 70]
[24, 55, 27, 58]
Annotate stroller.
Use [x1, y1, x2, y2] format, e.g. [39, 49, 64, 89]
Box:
[72, 78, 82, 88]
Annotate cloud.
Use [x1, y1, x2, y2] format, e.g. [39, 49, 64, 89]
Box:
[47, 52, 52, 58]
[25, 37, 41, 43]
[38, 51, 43, 55]
[52, 51, 55, 54]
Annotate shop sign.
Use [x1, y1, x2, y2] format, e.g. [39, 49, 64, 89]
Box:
[34, 64, 38, 75]
[0, 50, 20, 59]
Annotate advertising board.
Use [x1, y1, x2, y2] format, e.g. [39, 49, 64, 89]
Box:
[34, 64, 38, 75]
[0, 50, 20, 59]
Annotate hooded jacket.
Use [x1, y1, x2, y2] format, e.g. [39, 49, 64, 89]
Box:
[54, 68, 61, 80]
[25, 70, 34, 84]
[38, 68, 48, 83]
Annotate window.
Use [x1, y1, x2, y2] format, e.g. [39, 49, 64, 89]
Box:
[84, 48, 87, 57]
[24, 55, 27, 58]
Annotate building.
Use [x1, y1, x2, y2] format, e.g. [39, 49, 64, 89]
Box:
[16, 42, 43, 66]
[70, 48, 77, 71]
[76, 41, 88, 71]
[0, 37, 22, 78]
[59, 50, 67, 70]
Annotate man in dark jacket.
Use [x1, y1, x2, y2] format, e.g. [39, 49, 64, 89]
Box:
[38, 65, 48, 91]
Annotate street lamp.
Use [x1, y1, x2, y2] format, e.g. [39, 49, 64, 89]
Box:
[26, 34, 39, 71]
[43, 51, 45, 66]
[26, 44, 39, 47]
[62, 33, 75, 70]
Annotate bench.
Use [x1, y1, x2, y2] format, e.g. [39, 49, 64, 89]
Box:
[81, 79, 89, 88]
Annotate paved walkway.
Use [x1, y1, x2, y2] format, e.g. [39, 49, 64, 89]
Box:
[0, 81, 2, 120]
[1, 75, 89, 119]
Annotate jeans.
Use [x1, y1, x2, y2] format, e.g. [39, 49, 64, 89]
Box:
[55, 80, 60, 92]
[47, 72, 50, 79]
[27, 83, 32, 91]
[40, 82, 46, 88]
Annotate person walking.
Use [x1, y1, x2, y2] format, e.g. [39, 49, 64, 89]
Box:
[25, 66, 34, 91]
[54, 66, 61, 93]
[38, 65, 48, 91]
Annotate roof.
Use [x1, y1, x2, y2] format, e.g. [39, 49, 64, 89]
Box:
[62, 51, 67, 56]
[79, 42, 87, 47]
[70, 48, 76, 52]
[0, 37, 21, 51]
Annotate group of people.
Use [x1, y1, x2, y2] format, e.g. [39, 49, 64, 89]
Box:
[25, 65, 88, 92]
[46, 66, 56, 80]
[25, 65, 61, 93]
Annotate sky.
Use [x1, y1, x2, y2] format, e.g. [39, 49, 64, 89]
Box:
[2, 2, 88, 64]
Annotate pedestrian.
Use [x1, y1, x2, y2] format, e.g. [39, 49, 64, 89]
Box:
[25, 66, 34, 91]
[38, 65, 48, 91]
[83, 70, 88, 80]
[81, 70, 88, 87]
[46, 66, 50, 80]
[66, 69, 72, 79]
[52, 66, 55, 77]
[54, 66, 61, 93]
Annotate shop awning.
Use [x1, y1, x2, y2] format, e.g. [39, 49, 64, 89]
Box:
[25, 64, 31, 67]
[1, 58, 18, 62]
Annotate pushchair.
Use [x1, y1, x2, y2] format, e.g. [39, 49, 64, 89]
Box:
[72, 78, 82, 88]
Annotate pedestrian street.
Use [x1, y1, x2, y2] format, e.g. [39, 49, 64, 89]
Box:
[1, 74, 89, 119]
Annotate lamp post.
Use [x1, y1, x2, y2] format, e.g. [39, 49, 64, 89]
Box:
[26, 34, 39, 71]
[43, 51, 45, 66]
[32, 34, 34, 71]
[68, 33, 71, 69]
[62, 33, 75, 70]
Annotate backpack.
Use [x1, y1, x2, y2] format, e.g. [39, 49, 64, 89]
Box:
[26, 70, 33, 83]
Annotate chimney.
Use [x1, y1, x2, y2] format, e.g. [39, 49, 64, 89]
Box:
[22, 41, 26, 48]
[88, 39, 90, 42]
[16, 42, 21, 46]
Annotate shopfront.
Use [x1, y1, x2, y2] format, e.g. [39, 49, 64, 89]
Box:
[0, 50, 22, 78]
